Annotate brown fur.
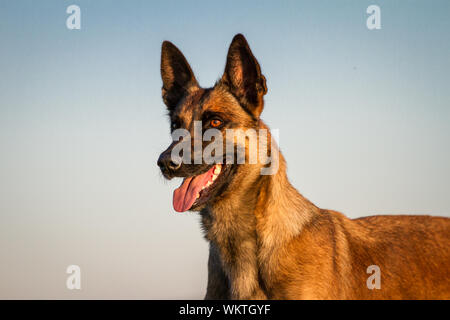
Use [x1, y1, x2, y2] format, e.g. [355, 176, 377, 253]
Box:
[158, 34, 450, 300]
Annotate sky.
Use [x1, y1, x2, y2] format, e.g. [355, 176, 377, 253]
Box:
[0, 0, 449, 298]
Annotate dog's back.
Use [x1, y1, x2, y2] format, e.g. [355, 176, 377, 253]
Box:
[271, 211, 450, 299]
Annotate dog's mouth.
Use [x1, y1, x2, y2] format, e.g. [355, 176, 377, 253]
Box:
[172, 164, 230, 212]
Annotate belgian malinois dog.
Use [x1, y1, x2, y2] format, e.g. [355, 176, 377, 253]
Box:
[157, 34, 450, 299]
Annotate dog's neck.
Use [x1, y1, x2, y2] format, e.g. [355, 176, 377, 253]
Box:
[254, 154, 320, 248]
[201, 147, 319, 299]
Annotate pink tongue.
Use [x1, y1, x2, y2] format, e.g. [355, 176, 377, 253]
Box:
[173, 166, 215, 212]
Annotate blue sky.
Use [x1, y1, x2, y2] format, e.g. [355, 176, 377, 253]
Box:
[0, 0, 449, 298]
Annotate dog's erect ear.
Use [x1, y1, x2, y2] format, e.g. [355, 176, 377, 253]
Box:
[161, 41, 198, 111]
[221, 34, 267, 118]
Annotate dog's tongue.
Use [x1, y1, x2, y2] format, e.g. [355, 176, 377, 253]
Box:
[173, 166, 215, 212]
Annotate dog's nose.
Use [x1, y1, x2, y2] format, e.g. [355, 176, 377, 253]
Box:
[157, 152, 181, 172]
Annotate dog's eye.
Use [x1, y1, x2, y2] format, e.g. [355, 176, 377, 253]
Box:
[210, 119, 222, 128]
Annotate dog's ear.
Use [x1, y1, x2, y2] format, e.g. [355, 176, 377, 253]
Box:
[161, 41, 198, 111]
[221, 34, 267, 118]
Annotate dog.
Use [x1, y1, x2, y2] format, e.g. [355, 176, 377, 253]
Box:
[157, 34, 450, 299]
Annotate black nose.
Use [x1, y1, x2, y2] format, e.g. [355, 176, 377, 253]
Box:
[157, 151, 181, 172]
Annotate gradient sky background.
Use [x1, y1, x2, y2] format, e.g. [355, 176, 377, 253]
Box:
[0, 0, 449, 299]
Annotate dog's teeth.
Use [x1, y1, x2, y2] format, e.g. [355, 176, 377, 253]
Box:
[214, 166, 221, 174]
[196, 194, 200, 199]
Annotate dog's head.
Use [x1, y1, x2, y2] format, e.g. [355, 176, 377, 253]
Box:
[157, 34, 271, 212]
